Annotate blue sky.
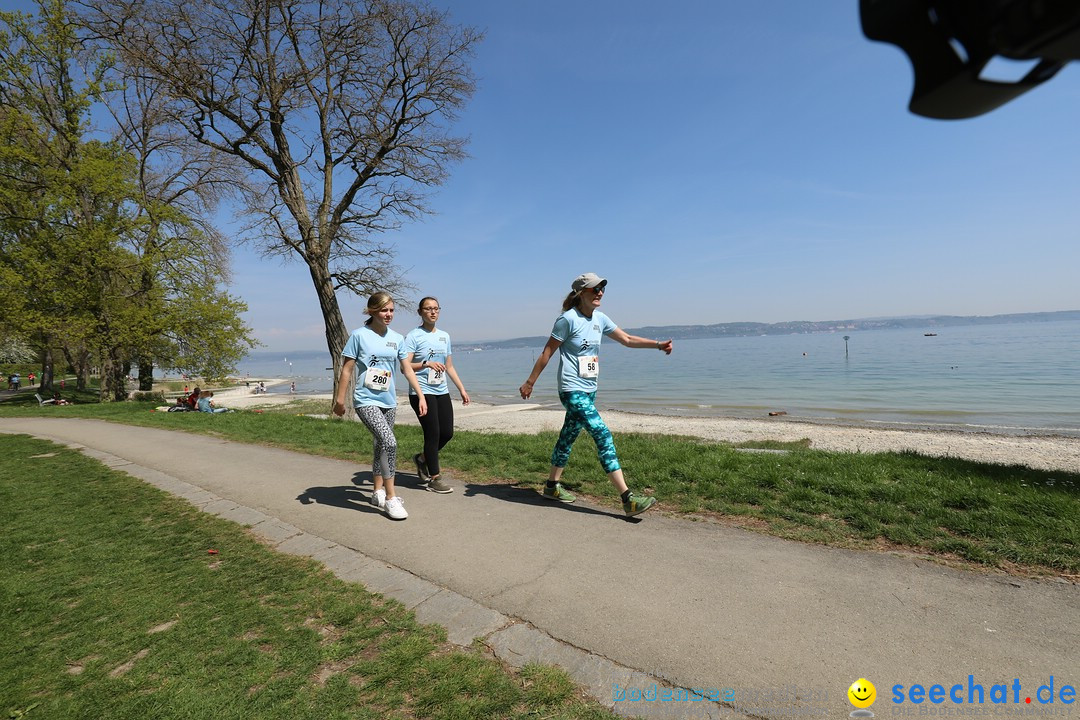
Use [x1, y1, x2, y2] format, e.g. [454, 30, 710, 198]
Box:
[15, 1, 1080, 350]
[249, 0, 1071, 351]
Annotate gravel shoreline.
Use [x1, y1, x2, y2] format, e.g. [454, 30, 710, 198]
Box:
[213, 381, 1080, 474]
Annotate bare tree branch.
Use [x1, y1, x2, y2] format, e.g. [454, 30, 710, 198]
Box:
[75, 0, 479, 394]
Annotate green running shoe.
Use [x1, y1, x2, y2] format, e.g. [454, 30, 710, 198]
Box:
[622, 493, 657, 517]
[542, 482, 576, 503]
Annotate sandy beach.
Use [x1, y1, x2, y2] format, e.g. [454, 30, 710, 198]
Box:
[211, 380, 1080, 474]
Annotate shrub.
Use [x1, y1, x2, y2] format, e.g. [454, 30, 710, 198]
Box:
[130, 391, 166, 403]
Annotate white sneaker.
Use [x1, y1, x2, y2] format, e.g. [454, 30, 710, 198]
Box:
[385, 495, 408, 520]
[370, 487, 386, 509]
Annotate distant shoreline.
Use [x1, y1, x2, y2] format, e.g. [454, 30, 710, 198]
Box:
[238, 311, 1080, 353]
[462, 310, 1080, 349]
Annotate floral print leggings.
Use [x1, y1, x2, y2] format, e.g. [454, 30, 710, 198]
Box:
[356, 405, 398, 478]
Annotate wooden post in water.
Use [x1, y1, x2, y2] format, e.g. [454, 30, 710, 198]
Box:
[843, 335, 850, 358]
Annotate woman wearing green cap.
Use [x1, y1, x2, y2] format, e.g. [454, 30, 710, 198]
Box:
[519, 273, 673, 517]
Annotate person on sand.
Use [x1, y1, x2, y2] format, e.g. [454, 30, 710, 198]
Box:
[519, 273, 673, 517]
[333, 292, 427, 521]
[197, 391, 229, 413]
[403, 296, 471, 494]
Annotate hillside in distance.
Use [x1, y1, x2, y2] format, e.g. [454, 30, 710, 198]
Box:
[465, 310, 1080, 349]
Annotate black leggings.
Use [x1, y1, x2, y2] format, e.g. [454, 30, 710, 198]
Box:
[409, 393, 454, 476]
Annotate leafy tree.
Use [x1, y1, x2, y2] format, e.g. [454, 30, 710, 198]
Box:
[100, 69, 253, 390]
[1, 0, 257, 399]
[76, 0, 481, 403]
[0, 0, 120, 392]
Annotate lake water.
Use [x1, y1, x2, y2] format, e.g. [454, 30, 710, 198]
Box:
[235, 319, 1080, 437]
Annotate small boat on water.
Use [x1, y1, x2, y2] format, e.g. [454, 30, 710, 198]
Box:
[924, 332, 938, 336]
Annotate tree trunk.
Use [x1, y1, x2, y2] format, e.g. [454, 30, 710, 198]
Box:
[309, 259, 354, 419]
[66, 347, 91, 391]
[39, 342, 54, 392]
[102, 346, 129, 401]
[75, 347, 91, 390]
[138, 358, 154, 391]
[98, 348, 111, 401]
[61, 346, 77, 390]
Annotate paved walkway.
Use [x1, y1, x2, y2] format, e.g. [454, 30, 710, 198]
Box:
[2, 417, 1077, 720]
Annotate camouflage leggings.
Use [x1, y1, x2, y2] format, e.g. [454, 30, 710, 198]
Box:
[551, 391, 621, 473]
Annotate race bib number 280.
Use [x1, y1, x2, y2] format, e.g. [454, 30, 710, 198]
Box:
[363, 367, 392, 391]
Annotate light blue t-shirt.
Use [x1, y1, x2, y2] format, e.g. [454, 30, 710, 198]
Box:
[403, 327, 452, 396]
[551, 308, 617, 393]
[341, 325, 408, 409]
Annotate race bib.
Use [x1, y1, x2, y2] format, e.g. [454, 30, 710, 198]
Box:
[577, 355, 599, 379]
[427, 366, 446, 386]
[363, 367, 392, 391]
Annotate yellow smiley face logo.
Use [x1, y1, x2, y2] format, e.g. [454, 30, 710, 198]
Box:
[848, 678, 876, 709]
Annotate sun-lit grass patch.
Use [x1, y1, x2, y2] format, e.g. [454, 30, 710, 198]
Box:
[0, 434, 616, 719]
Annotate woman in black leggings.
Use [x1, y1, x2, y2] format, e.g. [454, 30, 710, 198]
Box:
[403, 296, 471, 493]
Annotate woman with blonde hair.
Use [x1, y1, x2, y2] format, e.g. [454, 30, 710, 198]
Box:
[334, 292, 427, 521]
[519, 273, 673, 517]
[403, 296, 471, 493]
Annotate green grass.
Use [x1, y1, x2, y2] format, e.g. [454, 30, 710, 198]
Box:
[0, 434, 615, 720]
[1, 392, 1077, 575]
[5, 379, 101, 405]
[444, 428, 1078, 573]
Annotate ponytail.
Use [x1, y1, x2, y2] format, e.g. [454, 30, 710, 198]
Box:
[561, 290, 579, 312]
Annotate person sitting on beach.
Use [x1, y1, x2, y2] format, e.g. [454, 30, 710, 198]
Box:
[197, 391, 229, 413]
[179, 386, 200, 410]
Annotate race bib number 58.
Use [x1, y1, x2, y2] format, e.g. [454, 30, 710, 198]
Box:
[577, 355, 599, 379]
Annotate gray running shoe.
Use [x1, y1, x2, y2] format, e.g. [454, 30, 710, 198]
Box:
[414, 453, 431, 482]
[426, 476, 454, 494]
